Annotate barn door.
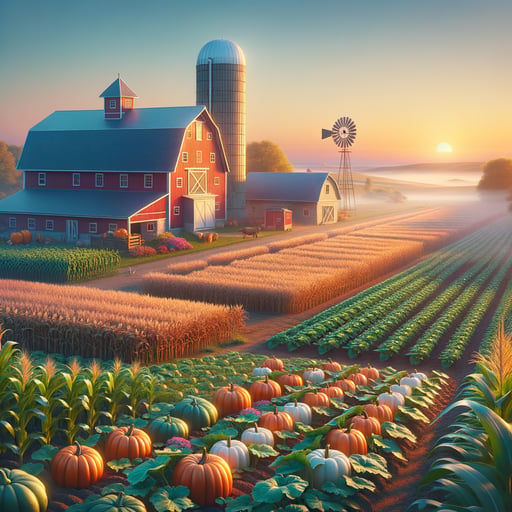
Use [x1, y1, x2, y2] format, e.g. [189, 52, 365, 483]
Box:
[188, 170, 207, 195]
[321, 206, 335, 224]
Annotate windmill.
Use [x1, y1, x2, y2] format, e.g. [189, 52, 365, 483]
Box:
[322, 116, 357, 214]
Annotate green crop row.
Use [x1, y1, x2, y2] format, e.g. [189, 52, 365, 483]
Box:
[0, 246, 120, 282]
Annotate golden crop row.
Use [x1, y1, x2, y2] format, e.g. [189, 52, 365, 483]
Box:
[0, 279, 244, 363]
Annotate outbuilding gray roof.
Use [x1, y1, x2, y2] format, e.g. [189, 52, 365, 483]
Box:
[17, 106, 206, 173]
[0, 188, 166, 218]
[246, 172, 340, 202]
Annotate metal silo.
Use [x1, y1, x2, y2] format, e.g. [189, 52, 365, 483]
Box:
[196, 39, 246, 221]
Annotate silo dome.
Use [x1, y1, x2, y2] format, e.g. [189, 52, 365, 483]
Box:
[197, 39, 246, 66]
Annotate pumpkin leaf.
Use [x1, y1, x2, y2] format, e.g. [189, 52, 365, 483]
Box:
[279, 505, 310, 512]
[327, 405, 365, 427]
[370, 435, 407, 462]
[311, 406, 333, 417]
[277, 443, 293, 452]
[30, 444, 59, 462]
[116, 414, 148, 429]
[107, 457, 135, 471]
[222, 494, 254, 512]
[322, 474, 376, 497]
[274, 429, 298, 439]
[191, 431, 233, 450]
[271, 450, 310, 474]
[395, 405, 429, 423]
[126, 455, 172, 486]
[248, 443, 279, 458]
[349, 453, 391, 479]
[20, 462, 44, 475]
[381, 421, 417, 443]
[150, 485, 195, 512]
[76, 433, 101, 447]
[303, 488, 347, 511]
[405, 394, 432, 409]
[252, 475, 308, 503]
[100, 482, 125, 495]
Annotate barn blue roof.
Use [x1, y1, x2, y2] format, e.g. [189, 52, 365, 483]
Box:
[0, 189, 166, 218]
[17, 106, 206, 172]
[246, 172, 339, 202]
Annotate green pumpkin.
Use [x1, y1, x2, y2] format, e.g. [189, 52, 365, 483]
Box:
[88, 492, 147, 512]
[0, 468, 48, 512]
[171, 396, 218, 430]
[147, 414, 190, 443]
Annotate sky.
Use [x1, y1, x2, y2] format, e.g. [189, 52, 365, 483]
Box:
[1, 0, 511, 168]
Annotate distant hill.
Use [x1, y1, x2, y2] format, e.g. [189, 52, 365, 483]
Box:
[363, 162, 483, 174]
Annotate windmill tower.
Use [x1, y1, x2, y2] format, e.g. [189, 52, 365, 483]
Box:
[322, 116, 357, 214]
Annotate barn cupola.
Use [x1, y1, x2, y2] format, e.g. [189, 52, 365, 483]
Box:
[99, 75, 138, 119]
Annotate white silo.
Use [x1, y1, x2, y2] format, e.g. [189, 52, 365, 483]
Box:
[196, 39, 246, 221]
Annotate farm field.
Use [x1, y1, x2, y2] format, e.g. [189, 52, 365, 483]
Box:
[1, 200, 511, 511]
[141, 203, 498, 314]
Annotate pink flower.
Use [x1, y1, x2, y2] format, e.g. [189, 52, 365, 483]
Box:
[238, 407, 261, 417]
[166, 437, 192, 450]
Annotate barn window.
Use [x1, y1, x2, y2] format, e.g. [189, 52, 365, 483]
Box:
[214, 176, 220, 186]
[186, 129, 192, 139]
[146, 223, 155, 232]
[325, 184, 330, 194]
[196, 151, 202, 163]
[72, 173, 80, 187]
[120, 174, 129, 188]
[109, 99, 117, 109]
[176, 177, 183, 188]
[124, 98, 132, 108]
[8, 217, 16, 229]
[95, 173, 104, 187]
[173, 206, 181, 216]
[27, 218, 36, 230]
[89, 223, 98, 234]
[45, 220, 54, 231]
[210, 152, 216, 163]
[195, 121, 203, 141]
[144, 174, 153, 189]
[109, 223, 118, 231]
[207, 131, 212, 140]
[38, 173, 46, 186]
[182, 152, 188, 163]
[303, 209, 310, 217]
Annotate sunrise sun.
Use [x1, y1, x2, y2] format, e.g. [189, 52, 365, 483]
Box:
[436, 142, 453, 153]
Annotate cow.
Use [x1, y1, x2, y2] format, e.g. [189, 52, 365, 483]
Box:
[238, 226, 261, 238]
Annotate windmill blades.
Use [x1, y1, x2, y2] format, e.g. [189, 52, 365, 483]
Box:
[331, 116, 357, 148]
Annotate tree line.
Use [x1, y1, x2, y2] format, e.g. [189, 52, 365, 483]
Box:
[0, 141, 22, 199]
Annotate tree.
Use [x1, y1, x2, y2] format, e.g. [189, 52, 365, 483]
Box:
[0, 141, 22, 199]
[477, 158, 512, 192]
[246, 140, 293, 172]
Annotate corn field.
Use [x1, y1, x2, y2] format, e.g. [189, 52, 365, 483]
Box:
[0, 279, 245, 363]
[0, 247, 120, 282]
[142, 205, 495, 313]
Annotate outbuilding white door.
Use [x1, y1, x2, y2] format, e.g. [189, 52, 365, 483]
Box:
[195, 198, 215, 229]
[321, 206, 335, 224]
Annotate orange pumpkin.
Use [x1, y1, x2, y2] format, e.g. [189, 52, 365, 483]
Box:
[9, 232, 23, 245]
[335, 379, 357, 393]
[262, 356, 285, 372]
[172, 448, 232, 507]
[320, 385, 345, 400]
[277, 373, 304, 388]
[326, 425, 367, 456]
[348, 373, 368, 387]
[213, 383, 252, 417]
[302, 389, 330, 408]
[363, 403, 394, 423]
[249, 375, 282, 402]
[51, 441, 104, 488]
[259, 406, 294, 432]
[105, 424, 152, 461]
[322, 359, 342, 373]
[350, 412, 381, 439]
[114, 228, 129, 238]
[20, 230, 32, 244]
[359, 364, 380, 381]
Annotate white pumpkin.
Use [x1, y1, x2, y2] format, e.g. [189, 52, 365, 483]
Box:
[401, 375, 423, 389]
[241, 423, 274, 447]
[252, 367, 272, 377]
[410, 371, 428, 382]
[307, 445, 351, 489]
[210, 437, 250, 470]
[283, 400, 312, 425]
[377, 391, 405, 412]
[303, 368, 325, 384]
[390, 383, 412, 397]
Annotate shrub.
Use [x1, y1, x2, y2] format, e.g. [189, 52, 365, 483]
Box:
[130, 246, 157, 257]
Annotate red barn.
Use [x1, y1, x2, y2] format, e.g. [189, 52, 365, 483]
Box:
[0, 77, 229, 242]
